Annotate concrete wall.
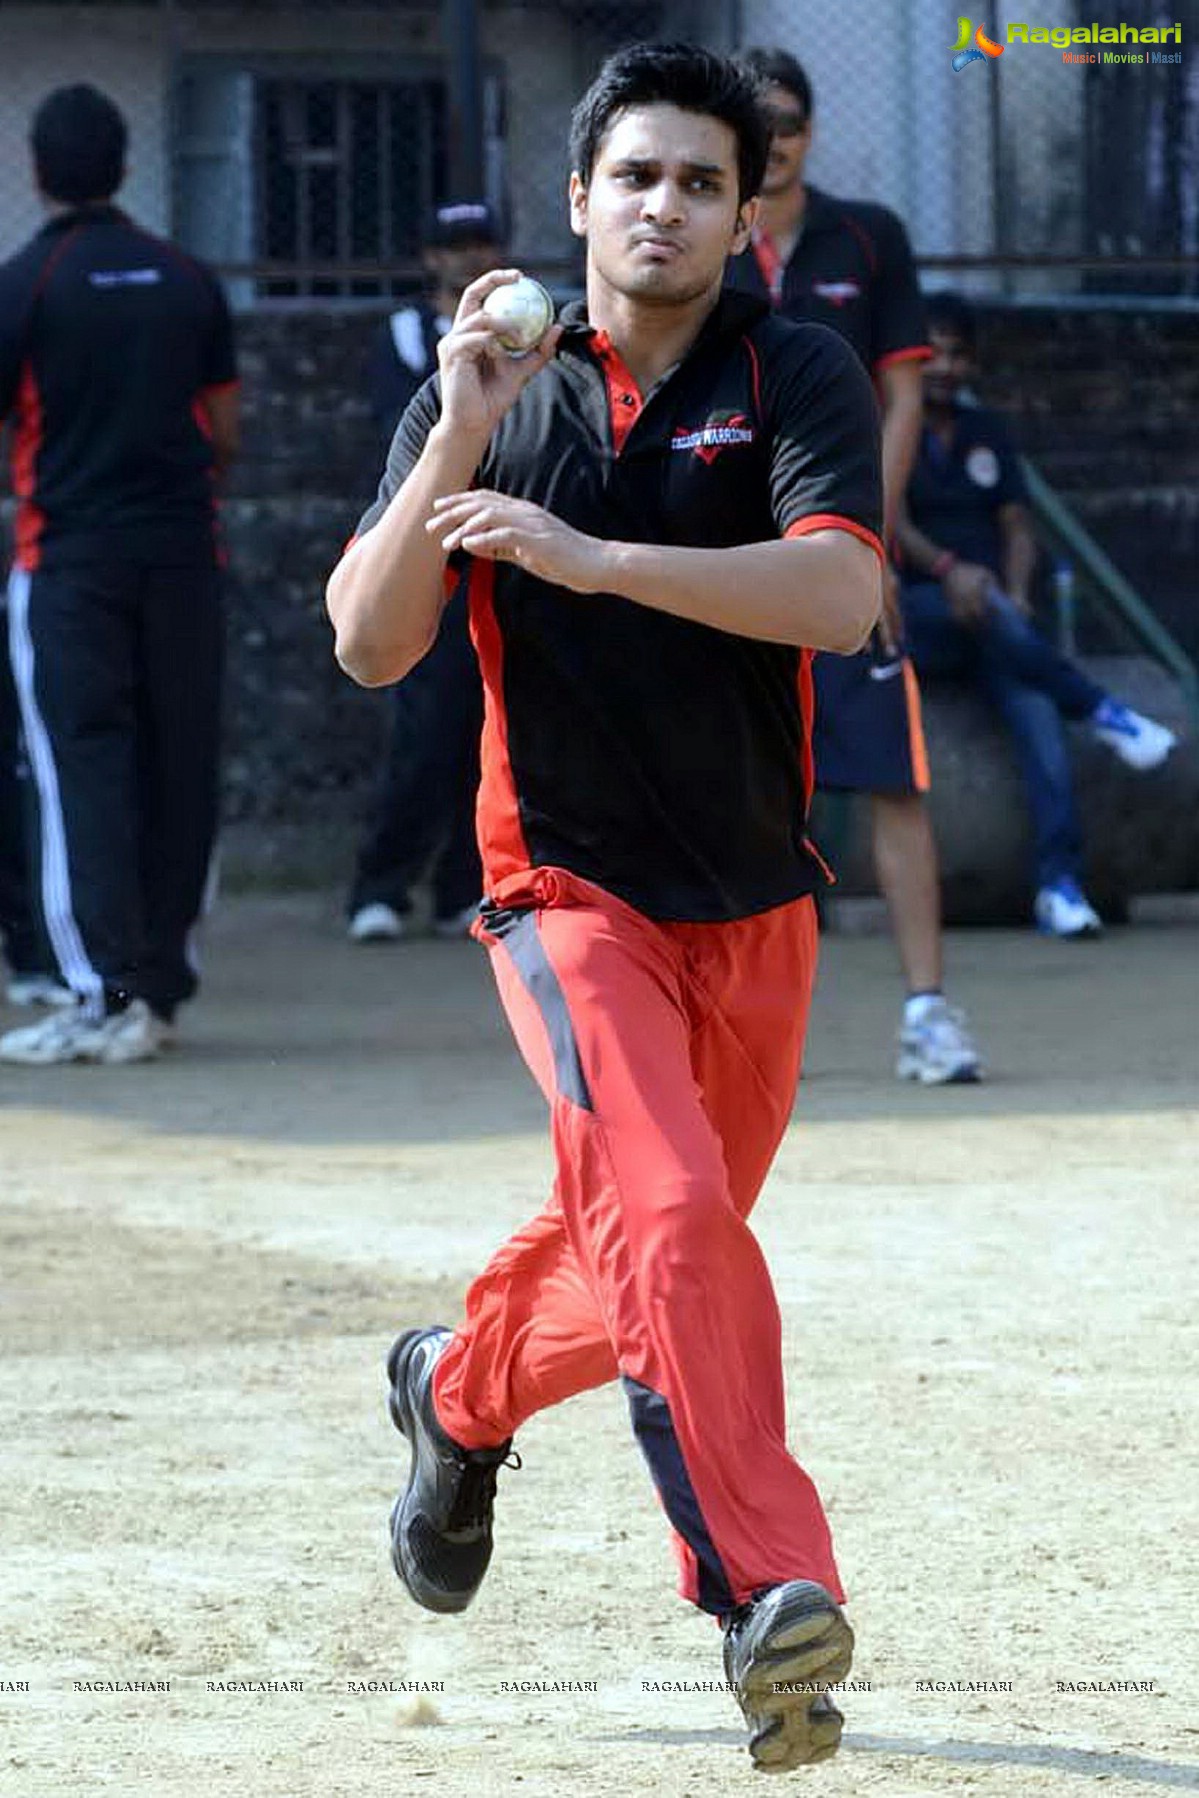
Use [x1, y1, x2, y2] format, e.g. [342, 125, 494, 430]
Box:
[0, 8, 171, 248]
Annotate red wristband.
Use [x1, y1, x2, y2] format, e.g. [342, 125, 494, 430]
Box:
[931, 550, 958, 581]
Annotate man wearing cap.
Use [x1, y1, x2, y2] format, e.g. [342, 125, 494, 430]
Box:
[346, 202, 503, 943]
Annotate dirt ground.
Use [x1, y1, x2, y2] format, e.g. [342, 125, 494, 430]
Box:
[1, 894, 1196, 1798]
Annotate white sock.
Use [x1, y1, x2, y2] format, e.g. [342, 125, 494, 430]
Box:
[904, 991, 943, 1024]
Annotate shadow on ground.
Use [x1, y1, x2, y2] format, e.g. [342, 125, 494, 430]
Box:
[1, 894, 1196, 1147]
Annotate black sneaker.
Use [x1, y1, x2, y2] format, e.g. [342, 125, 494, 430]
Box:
[722, 1580, 854, 1771]
[386, 1326, 518, 1614]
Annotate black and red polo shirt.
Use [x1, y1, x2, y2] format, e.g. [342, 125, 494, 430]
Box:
[0, 205, 236, 571]
[725, 184, 930, 377]
[354, 289, 882, 924]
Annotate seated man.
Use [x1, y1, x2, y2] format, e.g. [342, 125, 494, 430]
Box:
[896, 291, 1176, 938]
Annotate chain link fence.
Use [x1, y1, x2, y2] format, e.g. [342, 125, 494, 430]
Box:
[0, 0, 1196, 300]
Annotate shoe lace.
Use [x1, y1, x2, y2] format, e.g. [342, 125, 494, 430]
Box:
[446, 1448, 521, 1531]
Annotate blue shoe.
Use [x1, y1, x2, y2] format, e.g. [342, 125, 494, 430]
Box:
[1035, 878, 1102, 938]
[1091, 698, 1176, 771]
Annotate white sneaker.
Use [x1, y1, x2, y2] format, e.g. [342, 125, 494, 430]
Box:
[347, 902, 406, 943]
[0, 997, 167, 1065]
[431, 904, 480, 940]
[1090, 698, 1177, 771]
[896, 996, 982, 1085]
[5, 972, 75, 1008]
[1034, 878, 1102, 939]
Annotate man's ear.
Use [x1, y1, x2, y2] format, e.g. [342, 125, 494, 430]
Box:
[568, 170, 588, 241]
[730, 194, 759, 256]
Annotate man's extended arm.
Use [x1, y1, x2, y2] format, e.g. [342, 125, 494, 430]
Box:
[198, 383, 240, 482]
[876, 359, 924, 542]
[426, 491, 880, 652]
[998, 501, 1037, 612]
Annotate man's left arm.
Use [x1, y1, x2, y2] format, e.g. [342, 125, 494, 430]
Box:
[868, 206, 931, 541]
[877, 359, 924, 542]
[989, 416, 1036, 610]
[998, 502, 1037, 612]
[196, 272, 240, 480]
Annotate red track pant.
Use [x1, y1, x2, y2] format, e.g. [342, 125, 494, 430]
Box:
[432, 867, 842, 1614]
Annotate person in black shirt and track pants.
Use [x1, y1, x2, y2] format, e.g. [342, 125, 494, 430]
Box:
[345, 203, 498, 944]
[0, 85, 238, 1065]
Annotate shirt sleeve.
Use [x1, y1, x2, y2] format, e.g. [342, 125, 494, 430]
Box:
[765, 322, 884, 556]
[200, 273, 238, 390]
[866, 205, 930, 372]
[351, 373, 443, 541]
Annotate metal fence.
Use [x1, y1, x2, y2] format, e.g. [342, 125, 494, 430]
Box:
[0, 0, 1196, 301]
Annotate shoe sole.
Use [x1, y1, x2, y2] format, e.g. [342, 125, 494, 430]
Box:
[735, 1583, 854, 1772]
[896, 1057, 982, 1085]
[387, 1327, 476, 1615]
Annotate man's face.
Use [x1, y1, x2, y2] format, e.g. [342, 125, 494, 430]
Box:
[425, 240, 503, 303]
[569, 103, 756, 307]
[759, 81, 811, 198]
[924, 327, 973, 405]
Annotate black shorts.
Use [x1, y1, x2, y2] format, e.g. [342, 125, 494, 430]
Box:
[812, 635, 930, 796]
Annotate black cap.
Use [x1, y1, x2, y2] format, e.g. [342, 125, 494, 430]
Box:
[427, 200, 505, 249]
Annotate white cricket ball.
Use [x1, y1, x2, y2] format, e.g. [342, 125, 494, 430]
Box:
[482, 276, 554, 355]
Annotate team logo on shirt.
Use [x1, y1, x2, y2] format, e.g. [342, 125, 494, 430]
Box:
[965, 445, 1001, 488]
[671, 411, 756, 465]
[811, 279, 861, 306]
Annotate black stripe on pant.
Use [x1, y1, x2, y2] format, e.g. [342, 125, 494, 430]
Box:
[10, 559, 223, 1020]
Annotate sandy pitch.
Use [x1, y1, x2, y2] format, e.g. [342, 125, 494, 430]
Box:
[1, 895, 1196, 1797]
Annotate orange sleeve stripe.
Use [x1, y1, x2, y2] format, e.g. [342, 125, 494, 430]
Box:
[197, 377, 241, 398]
[873, 345, 932, 373]
[785, 513, 885, 564]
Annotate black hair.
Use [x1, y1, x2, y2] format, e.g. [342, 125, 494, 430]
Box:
[569, 42, 769, 204]
[739, 47, 814, 124]
[31, 84, 127, 205]
[925, 290, 978, 351]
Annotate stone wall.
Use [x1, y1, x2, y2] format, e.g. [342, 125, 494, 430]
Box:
[818, 657, 1199, 923]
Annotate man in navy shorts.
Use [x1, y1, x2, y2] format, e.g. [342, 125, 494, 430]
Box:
[728, 46, 981, 1083]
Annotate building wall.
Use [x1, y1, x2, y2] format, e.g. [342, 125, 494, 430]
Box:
[0, 8, 170, 250]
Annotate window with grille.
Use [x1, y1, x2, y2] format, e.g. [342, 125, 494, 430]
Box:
[173, 62, 501, 302]
[256, 77, 447, 297]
